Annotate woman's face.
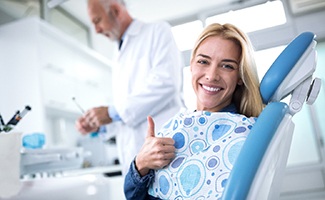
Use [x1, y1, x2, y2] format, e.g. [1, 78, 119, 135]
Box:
[191, 36, 242, 112]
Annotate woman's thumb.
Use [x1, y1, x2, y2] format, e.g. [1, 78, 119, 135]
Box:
[146, 116, 155, 138]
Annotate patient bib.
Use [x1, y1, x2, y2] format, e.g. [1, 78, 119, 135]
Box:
[148, 111, 256, 199]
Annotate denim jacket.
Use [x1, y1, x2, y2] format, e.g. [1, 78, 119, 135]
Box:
[124, 160, 159, 200]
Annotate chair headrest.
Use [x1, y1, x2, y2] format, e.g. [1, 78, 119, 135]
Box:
[260, 32, 316, 104]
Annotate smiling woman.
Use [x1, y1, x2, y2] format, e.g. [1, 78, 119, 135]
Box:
[123, 22, 264, 200]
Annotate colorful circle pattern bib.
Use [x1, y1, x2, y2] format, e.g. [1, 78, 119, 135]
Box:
[148, 111, 256, 199]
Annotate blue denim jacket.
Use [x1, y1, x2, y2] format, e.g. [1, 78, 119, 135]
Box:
[124, 104, 238, 200]
[124, 160, 159, 200]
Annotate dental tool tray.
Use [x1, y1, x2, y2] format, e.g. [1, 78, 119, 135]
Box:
[20, 147, 84, 176]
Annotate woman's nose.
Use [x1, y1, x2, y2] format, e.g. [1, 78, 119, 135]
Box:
[205, 67, 220, 81]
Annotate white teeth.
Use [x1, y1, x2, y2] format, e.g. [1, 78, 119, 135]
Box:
[202, 85, 221, 92]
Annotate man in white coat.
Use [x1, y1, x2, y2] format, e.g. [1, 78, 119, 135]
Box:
[76, 0, 185, 176]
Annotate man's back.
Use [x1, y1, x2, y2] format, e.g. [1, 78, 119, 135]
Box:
[110, 19, 185, 175]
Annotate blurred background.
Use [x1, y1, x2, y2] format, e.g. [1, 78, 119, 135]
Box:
[0, 0, 324, 199]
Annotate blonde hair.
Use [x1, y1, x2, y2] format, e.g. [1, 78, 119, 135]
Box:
[191, 23, 264, 117]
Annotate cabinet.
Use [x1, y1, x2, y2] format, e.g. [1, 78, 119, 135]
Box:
[0, 17, 113, 139]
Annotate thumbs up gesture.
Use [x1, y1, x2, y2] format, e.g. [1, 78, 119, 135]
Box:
[135, 116, 176, 176]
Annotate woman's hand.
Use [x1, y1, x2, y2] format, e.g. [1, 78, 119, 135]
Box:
[135, 116, 176, 177]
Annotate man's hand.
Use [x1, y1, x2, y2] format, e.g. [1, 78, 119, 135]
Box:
[75, 106, 112, 135]
[135, 116, 176, 177]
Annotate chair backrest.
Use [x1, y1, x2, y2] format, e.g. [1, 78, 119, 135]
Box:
[221, 32, 321, 200]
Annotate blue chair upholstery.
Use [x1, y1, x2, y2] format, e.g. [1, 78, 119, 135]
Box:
[221, 32, 321, 200]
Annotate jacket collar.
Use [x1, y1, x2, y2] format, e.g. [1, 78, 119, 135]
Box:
[124, 19, 143, 38]
[118, 19, 142, 52]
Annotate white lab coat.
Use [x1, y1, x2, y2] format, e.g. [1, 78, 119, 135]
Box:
[106, 20, 185, 175]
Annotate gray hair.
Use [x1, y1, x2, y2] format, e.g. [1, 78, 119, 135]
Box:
[99, 0, 126, 8]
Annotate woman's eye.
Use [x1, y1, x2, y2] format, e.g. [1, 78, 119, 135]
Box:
[197, 59, 209, 65]
[221, 64, 236, 70]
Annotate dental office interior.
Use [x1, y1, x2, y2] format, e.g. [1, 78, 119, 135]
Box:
[0, 0, 325, 199]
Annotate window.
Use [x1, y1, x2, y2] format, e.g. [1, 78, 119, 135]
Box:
[171, 20, 203, 51]
[206, 1, 286, 33]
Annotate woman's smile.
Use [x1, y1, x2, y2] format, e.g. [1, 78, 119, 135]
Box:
[201, 84, 222, 93]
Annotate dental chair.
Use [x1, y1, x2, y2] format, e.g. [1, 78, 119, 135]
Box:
[221, 32, 321, 200]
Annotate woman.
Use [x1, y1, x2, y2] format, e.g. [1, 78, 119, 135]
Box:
[124, 23, 264, 199]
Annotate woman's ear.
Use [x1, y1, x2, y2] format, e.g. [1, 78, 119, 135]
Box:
[237, 78, 243, 85]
